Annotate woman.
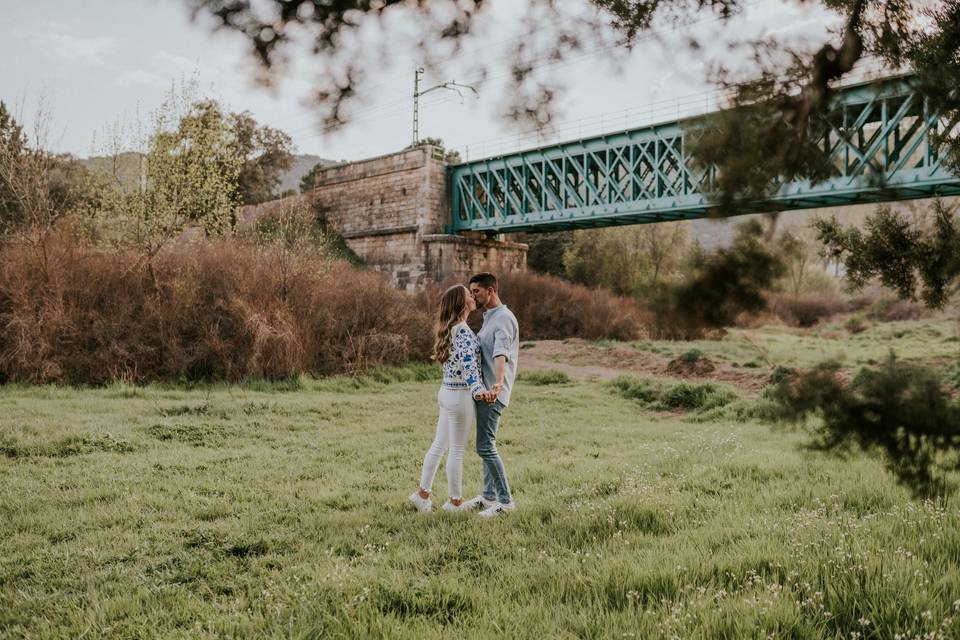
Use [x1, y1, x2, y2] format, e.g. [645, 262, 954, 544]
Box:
[408, 284, 487, 513]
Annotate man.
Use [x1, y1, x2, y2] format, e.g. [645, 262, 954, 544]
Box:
[464, 272, 519, 517]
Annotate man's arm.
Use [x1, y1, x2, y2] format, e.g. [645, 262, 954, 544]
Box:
[487, 355, 506, 403]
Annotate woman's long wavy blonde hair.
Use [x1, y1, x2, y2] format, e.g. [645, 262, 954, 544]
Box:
[432, 285, 469, 363]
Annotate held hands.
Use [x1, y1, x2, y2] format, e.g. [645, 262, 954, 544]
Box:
[484, 383, 503, 405]
[473, 383, 502, 405]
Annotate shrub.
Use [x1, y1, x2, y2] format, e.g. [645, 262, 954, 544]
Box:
[643, 221, 785, 339]
[494, 271, 644, 341]
[771, 356, 960, 496]
[658, 382, 737, 412]
[609, 375, 738, 413]
[864, 296, 932, 322]
[844, 315, 868, 334]
[768, 293, 849, 327]
[665, 350, 716, 376]
[0, 233, 432, 384]
[518, 369, 571, 385]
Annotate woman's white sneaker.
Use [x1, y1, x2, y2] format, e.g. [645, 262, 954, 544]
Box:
[462, 495, 497, 510]
[408, 491, 432, 513]
[442, 500, 470, 513]
[478, 501, 516, 518]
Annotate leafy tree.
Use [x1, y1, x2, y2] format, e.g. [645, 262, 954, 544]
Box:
[525, 231, 574, 277]
[774, 228, 837, 296]
[228, 110, 295, 205]
[563, 222, 690, 296]
[87, 88, 242, 260]
[648, 220, 785, 338]
[814, 201, 960, 309]
[772, 356, 960, 496]
[299, 162, 329, 194]
[0, 101, 27, 232]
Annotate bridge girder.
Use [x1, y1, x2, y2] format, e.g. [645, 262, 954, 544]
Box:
[448, 77, 960, 234]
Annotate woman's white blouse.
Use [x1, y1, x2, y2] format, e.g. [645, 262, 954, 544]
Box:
[442, 322, 486, 396]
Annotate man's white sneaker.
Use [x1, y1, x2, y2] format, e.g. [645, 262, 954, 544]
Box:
[478, 501, 516, 518]
[442, 500, 470, 513]
[462, 495, 497, 511]
[408, 491, 432, 513]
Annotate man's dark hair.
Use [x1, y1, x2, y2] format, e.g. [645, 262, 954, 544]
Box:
[469, 272, 498, 292]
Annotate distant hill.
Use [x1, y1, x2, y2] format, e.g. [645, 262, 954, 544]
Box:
[279, 154, 340, 194]
[80, 152, 338, 200]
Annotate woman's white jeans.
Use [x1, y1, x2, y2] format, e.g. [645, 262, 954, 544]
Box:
[419, 387, 475, 500]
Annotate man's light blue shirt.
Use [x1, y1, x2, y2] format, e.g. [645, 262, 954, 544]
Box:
[477, 304, 519, 407]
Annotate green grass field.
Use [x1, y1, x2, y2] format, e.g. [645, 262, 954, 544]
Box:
[2, 322, 960, 639]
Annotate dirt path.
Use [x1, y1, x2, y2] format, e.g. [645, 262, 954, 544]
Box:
[520, 340, 771, 392]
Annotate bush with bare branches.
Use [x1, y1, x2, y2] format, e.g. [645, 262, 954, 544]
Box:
[0, 233, 431, 384]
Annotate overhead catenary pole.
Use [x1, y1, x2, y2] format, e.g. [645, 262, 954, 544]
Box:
[412, 67, 478, 147]
[413, 67, 423, 145]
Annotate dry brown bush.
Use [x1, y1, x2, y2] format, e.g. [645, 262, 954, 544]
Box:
[0, 233, 431, 384]
[864, 296, 933, 322]
[496, 271, 644, 341]
[766, 293, 851, 328]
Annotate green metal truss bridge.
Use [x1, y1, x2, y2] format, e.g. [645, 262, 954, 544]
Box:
[448, 76, 960, 234]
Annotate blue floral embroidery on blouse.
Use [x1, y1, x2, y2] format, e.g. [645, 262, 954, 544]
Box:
[442, 323, 486, 396]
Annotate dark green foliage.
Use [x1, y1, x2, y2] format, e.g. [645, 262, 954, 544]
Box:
[610, 375, 662, 404]
[241, 377, 304, 393]
[771, 355, 960, 496]
[676, 349, 704, 364]
[0, 434, 137, 458]
[145, 423, 233, 445]
[0, 101, 26, 231]
[666, 349, 715, 375]
[159, 404, 210, 417]
[299, 163, 322, 193]
[659, 382, 737, 411]
[815, 201, 960, 309]
[687, 94, 837, 215]
[648, 221, 785, 338]
[769, 365, 796, 386]
[610, 375, 738, 413]
[524, 230, 574, 277]
[519, 369, 571, 385]
[229, 110, 295, 205]
[844, 315, 868, 334]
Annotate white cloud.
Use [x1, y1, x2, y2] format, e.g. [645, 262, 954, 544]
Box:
[44, 33, 118, 66]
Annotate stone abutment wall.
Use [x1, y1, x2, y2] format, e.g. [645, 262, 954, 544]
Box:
[309, 146, 527, 291]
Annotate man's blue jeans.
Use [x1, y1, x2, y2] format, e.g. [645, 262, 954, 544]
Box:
[475, 399, 512, 504]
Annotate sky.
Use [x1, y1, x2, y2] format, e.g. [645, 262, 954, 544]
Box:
[1, 0, 847, 163]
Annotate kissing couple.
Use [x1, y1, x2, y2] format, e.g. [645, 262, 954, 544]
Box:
[408, 272, 519, 518]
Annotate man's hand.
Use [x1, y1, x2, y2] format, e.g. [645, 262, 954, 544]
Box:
[486, 383, 503, 405]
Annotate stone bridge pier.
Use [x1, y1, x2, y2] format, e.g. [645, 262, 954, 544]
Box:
[310, 146, 527, 292]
